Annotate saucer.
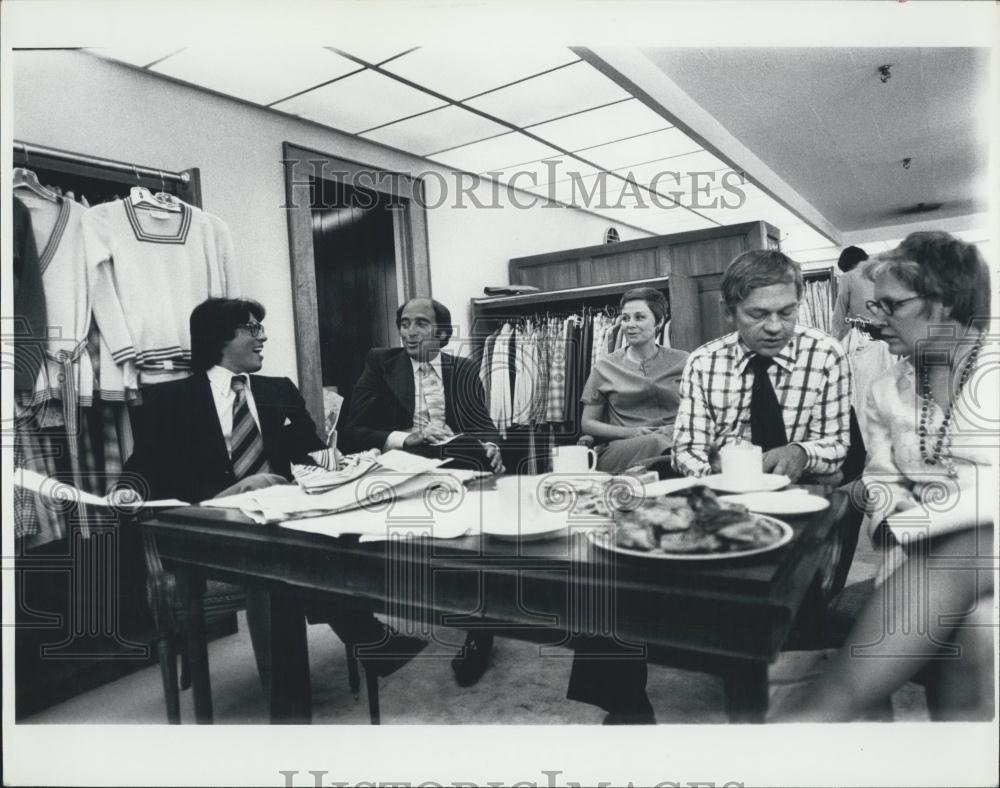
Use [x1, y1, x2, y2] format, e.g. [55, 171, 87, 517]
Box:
[699, 473, 790, 494]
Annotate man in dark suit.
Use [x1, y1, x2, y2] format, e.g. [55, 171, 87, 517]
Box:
[122, 297, 425, 690]
[343, 297, 503, 685]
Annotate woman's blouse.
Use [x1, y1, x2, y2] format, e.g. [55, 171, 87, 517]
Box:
[862, 350, 996, 540]
[580, 346, 688, 431]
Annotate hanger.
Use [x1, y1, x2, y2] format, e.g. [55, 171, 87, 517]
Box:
[13, 147, 59, 203]
[129, 166, 181, 212]
[153, 170, 182, 209]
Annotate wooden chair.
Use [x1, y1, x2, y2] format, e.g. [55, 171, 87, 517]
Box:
[139, 522, 380, 723]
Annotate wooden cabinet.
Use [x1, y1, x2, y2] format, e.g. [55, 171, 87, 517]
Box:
[502, 221, 779, 351]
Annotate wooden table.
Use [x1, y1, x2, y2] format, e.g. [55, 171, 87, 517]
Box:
[140, 484, 851, 724]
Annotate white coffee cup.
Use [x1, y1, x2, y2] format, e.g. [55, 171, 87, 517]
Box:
[718, 441, 763, 487]
[552, 445, 597, 474]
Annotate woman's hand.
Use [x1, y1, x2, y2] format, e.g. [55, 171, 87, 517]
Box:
[630, 426, 657, 437]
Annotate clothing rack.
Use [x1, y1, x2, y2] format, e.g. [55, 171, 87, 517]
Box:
[13, 140, 191, 185]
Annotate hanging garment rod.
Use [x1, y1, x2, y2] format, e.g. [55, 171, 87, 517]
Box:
[12, 140, 191, 184]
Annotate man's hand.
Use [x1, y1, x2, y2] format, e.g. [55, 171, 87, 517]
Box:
[762, 444, 808, 481]
[481, 442, 505, 474]
[403, 427, 453, 449]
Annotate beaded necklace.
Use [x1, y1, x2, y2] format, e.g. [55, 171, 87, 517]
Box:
[917, 334, 984, 478]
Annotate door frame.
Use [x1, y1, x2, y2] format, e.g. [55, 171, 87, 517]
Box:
[282, 142, 431, 428]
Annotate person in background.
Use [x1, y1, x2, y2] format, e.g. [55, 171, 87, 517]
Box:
[831, 245, 895, 436]
[121, 297, 426, 692]
[342, 296, 503, 687]
[578, 287, 688, 473]
[673, 249, 852, 483]
[775, 231, 995, 722]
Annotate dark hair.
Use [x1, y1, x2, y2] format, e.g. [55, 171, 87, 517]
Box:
[190, 297, 266, 372]
[620, 287, 668, 328]
[866, 231, 991, 329]
[837, 245, 868, 273]
[395, 297, 453, 344]
[721, 249, 804, 309]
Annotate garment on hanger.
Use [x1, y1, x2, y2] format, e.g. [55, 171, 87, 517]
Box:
[12, 196, 47, 394]
[13, 192, 138, 429]
[81, 198, 240, 380]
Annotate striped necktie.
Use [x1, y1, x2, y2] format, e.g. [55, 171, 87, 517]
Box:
[417, 362, 450, 433]
[230, 376, 271, 479]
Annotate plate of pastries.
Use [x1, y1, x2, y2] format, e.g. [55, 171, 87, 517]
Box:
[588, 484, 793, 561]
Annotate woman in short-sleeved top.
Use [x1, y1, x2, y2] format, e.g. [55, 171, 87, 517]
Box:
[579, 287, 688, 473]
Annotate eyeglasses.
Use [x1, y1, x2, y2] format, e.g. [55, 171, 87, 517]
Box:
[865, 294, 927, 317]
[236, 322, 265, 338]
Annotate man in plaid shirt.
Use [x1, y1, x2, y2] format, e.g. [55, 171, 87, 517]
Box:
[673, 249, 852, 482]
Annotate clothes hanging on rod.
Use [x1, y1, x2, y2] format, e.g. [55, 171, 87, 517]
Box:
[798, 276, 833, 335]
[478, 302, 672, 434]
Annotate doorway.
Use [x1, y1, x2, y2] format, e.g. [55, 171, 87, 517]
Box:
[282, 143, 431, 430]
[311, 178, 398, 409]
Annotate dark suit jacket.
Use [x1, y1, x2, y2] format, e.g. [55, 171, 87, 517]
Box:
[123, 372, 324, 503]
[343, 348, 498, 454]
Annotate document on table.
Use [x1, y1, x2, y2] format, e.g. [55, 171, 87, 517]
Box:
[202, 451, 460, 522]
[13, 468, 188, 508]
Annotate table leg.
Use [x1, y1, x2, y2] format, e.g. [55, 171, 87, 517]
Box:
[183, 570, 214, 723]
[723, 660, 769, 723]
[268, 591, 311, 724]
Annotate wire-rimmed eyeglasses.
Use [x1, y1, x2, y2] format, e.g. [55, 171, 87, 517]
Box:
[236, 322, 266, 338]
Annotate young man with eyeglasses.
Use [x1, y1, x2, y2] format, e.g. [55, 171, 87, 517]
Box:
[121, 297, 426, 694]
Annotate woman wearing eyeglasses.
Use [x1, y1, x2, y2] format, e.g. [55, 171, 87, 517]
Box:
[775, 231, 994, 722]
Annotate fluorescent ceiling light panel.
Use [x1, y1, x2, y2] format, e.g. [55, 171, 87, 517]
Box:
[361, 105, 508, 156]
[88, 46, 185, 68]
[431, 132, 560, 175]
[149, 47, 361, 105]
[382, 47, 579, 101]
[273, 70, 447, 133]
[527, 99, 671, 153]
[465, 61, 631, 127]
[581, 128, 702, 171]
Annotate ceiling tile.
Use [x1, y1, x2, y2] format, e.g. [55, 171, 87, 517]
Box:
[526, 99, 671, 153]
[465, 61, 631, 127]
[149, 47, 361, 105]
[430, 132, 561, 175]
[88, 46, 186, 68]
[579, 128, 702, 171]
[360, 105, 508, 156]
[382, 47, 579, 101]
[272, 70, 447, 133]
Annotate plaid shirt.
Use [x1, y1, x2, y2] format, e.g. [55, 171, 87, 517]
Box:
[672, 325, 852, 477]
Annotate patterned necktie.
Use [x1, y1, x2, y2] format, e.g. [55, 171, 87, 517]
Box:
[749, 355, 788, 451]
[417, 362, 450, 433]
[230, 376, 271, 479]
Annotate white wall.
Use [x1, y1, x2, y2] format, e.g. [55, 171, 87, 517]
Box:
[12, 50, 650, 379]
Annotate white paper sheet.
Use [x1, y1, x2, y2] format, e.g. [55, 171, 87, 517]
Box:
[13, 468, 189, 509]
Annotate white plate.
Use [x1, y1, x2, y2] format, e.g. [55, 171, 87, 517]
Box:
[539, 473, 612, 492]
[720, 491, 830, 515]
[587, 515, 794, 561]
[699, 473, 790, 494]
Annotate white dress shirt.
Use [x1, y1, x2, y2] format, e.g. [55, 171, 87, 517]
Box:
[384, 353, 445, 451]
[206, 365, 263, 454]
